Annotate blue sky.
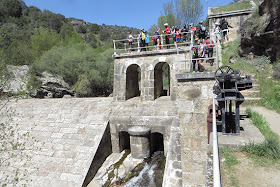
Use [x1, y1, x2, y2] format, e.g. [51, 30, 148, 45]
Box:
[24, 0, 234, 29]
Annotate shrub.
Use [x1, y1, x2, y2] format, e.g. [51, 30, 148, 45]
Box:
[273, 63, 280, 79]
[31, 42, 113, 96]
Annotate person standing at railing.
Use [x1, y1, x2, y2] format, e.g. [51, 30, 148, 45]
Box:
[205, 34, 215, 66]
[173, 26, 181, 49]
[145, 31, 150, 51]
[220, 18, 232, 42]
[128, 31, 134, 52]
[181, 24, 188, 46]
[192, 40, 200, 72]
[189, 23, 197, 44]
[139, 28, 146, 51]
[214, 23, 222, 43]
[163, 23, 171, 49]
[197, 39, 207, 72]
[155, 27, 161, 50]
[197, 21, 207, 41]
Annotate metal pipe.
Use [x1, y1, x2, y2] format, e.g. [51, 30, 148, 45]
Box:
[216, 44, 219, 69]
[212, 94, 221, 187]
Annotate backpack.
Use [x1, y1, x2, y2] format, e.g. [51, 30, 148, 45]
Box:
[201, 25, 206, 32]
[141, 32, 145, 40]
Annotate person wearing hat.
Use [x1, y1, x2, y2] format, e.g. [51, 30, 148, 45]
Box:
[214, 22, 221, 43]
[139, 28, 146, 51]
[197, 21, 206, 40]
[163, 23, 171, 49]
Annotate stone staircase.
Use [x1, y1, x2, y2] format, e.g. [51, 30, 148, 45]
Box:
[240, 74, 261, 101]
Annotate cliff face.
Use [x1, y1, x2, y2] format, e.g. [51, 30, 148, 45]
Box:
[239, 0, 280, 62]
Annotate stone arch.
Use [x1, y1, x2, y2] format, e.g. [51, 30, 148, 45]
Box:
[119, 131, 130, 152]
[154, 62, 170, 99]
[150, 132, 164, 155]
[126, 64, 141, 100]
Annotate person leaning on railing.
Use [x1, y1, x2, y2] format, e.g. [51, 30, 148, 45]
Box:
[163, 23, 171, 49]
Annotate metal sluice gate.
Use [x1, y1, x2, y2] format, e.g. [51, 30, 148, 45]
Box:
[213, 66, 253, 135]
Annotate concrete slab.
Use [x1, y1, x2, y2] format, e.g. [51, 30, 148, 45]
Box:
[209, 117, 265, 149]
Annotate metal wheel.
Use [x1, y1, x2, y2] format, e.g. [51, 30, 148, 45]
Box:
[215, 65, 234, 81]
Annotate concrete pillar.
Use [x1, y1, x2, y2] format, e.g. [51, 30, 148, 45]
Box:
[128, 126, 151, 159]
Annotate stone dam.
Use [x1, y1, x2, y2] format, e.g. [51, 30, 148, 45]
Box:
[1, 48, 217, 186]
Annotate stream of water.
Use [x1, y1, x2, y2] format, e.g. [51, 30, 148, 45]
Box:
[123, 151, 165, 187]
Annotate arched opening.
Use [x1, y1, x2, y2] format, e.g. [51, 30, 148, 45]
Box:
[154, 62, 170, 99]
[150, 132, 164, 155]
[119, 131, 130, 152]
[126, 64, 141, 100]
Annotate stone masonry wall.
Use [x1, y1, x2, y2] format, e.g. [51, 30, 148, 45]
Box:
[113, 52, 190, 101]
[208, 9, 252, 41]
[176, 73, 215, 186]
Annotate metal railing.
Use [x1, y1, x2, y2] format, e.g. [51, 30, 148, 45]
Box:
[113, 31, 220, 72]
[113, 31, 194, 54]
[212, 94, 221, 187]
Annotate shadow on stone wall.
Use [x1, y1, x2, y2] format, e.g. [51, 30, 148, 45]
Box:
[82, 123, 112, 186]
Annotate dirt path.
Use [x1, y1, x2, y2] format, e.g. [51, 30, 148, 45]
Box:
[248, 106, 280, 136]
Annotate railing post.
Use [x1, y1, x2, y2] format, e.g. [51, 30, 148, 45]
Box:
[212, 94, 221, 187]
[113, 40, 116, 55]
[124, 43, 127, 53]
[160, 34, 164, 49]
[216, 44, 219, 69]
[190, 31, 194, 72]
[137, 38, 140, 52]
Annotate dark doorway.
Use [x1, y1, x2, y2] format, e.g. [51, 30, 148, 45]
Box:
[119, 131, 130, 152]
[154, 62, 170, 99]
[126, 64, 141, 100]
[150, 133, 164, 155]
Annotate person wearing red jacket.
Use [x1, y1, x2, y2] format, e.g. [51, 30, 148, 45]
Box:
[163, 23, 171, 49]
[205, 35, 215, 66]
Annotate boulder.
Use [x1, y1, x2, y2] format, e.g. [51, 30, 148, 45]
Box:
[1, 65, 30, 94]
[34, 71, 74, 98]
[239, 0, 280, 62]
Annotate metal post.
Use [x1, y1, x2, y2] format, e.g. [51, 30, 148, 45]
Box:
[124, 43, 127, 53]
[212, 94, 221, 187]
[113, 40, 116, 55]
[190, 31, 194, 72]
[137, 38, 140, 52]
[160, 34, 164, 49]
[216, 44, 219, 69]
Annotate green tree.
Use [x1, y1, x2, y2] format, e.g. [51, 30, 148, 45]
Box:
[0, 0, 23, 18]
[89, 24, 100, 34]
[163, 0, 203, 26]
[60, 23, 75, 39]
[30, 27, 60, 60]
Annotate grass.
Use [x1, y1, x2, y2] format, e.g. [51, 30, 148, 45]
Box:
[240, 109, 280, 166]
[211, 1, 253, 14]
[222, 40, 280, 113]
[219, 148, 240, 187]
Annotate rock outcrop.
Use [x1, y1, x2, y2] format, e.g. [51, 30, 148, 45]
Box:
[1, 65, 74, 98]
[239, 0, 280, 62]
[34, 71, 74, 98]
[1, 65, 30, 94]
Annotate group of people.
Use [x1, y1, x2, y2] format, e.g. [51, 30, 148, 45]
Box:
[127, 18, 232, 72]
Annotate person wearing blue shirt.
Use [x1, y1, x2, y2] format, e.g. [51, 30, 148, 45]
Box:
[145, 31, 150, 51]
